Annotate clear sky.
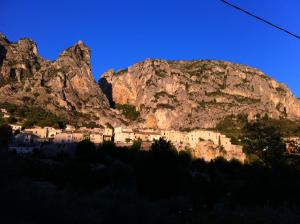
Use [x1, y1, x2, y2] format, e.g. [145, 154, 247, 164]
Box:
[1, 0, 299, 96]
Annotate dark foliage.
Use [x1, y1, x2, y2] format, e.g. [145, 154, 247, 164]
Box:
[0, 124, 12, 148]
[1, 138, 300, 223]
[0, 102, 67, 129]
[116, 104, 140, 121]
[243, 120, 285, 166]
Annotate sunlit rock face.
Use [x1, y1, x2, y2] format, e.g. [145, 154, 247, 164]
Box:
[1, 32, 299, 129]
[0, 34, 122, 126]
[100, 59, 300, 130]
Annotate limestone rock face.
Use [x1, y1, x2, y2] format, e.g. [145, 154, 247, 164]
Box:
[99, 59, 300, 129]
[0, 34, 120, 126]
[193, 141, 246, 162]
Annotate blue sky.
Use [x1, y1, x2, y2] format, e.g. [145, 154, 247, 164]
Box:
[1, 0, 299, 96]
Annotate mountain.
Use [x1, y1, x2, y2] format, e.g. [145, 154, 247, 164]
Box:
[1, 33, 299, 130]
[99, 59, 300, 130]
[0, 33, 121, 126]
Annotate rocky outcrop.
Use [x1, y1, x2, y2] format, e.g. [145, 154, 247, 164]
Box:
[99, 59, 300, 130]
[2, 33, 299, 130]
[0, 34, 121, 126]
[193, 141, 246, 162]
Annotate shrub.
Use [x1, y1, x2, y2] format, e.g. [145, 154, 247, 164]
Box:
[155, 70, 168, 78]
[116, 104, 140, 121]
[156, 104, 174, 110]
[75, 139, 97, 162]
[33, 92, 40, 97]
[131, 139, 142, 150]
[116, 68, 128, 75]
[0, 124, 13, 147]
[0, 103, 67, 129]
[243, 120, 285, 165]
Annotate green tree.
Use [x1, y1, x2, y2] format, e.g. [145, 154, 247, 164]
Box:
[150, 138, 178, 159]
[116, 104, 140, 121]
[8, 116, 17, 124]
[0, 124, 13, 148]
[140, 138, 182, 198]
[178, 148, 193, 167]
[131, 138, 142, 151]
[243, 120, 285, 166]
[75, 139, 96, 162]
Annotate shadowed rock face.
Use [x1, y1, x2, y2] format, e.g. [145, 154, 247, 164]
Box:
[99, 59, 300, 130]
[0, 34, 121, 126]
[99, 69, 115, 108]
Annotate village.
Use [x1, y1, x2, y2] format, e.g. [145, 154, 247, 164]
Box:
[4, 105, 300, 162]
[6, 117, 246, 162]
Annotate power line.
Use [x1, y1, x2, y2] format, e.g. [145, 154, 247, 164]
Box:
[220, 0, 300, 40]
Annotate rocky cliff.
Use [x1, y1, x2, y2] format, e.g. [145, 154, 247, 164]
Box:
[1, 33, 299, 130]
[0, 33, 121, 126]
[99, 59, 300, 130]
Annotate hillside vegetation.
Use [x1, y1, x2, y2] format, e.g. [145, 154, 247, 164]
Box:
[0, 102, 67, 128]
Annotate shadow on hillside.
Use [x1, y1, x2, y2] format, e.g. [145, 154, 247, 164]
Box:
[99, 77, 115, 108]
[0, 45, 7, 68]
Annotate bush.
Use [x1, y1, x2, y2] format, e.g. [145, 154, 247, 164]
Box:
[75, 139, 97, 162]
[243, 120, 285, 166]
[116, 104, 140, 121]
[8, 116, 17, 124]
[131, 139, 142, 151]
[33, 92, 40, 97]
[0, 124, 13, 148]
[0, 103, 67, 129]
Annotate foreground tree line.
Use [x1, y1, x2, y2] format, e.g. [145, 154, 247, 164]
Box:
[1, 126, 300, 223]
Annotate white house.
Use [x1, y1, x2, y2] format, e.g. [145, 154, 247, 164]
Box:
[53, 132, 75, 144]
[133, 130, 161, 142]
[65, 125, 76, 132]
[0, 108, 8, 114]
[14, 132, 41, 145]
[46, 127, 62, 138]
[10, 124, 22, 132]
[90, 133, 103, 144]
[24, 127, 48, 138]
[1, 108, 10, 118]
[103, 128, 113, 141]
[24, 126, 62, 140]
[114, 127, 134, 143]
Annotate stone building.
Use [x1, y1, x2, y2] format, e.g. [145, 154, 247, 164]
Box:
[65, 125, 76, 132]
[90, 133, 103, 144]
[73, 132, 85, 142]
[161, 129, 246, 163]
[0, 108, 8, 114]
[134, 130, 161, 142]
[14, 132, 41, 145]
[0, 108, 10, 118]
[53, 132, 78, 144]
[52, 129, 107, 145]
[24, 127, 48, 139]
[46, 127, 62, 138]
[24, 126, 62, 140]
[10, 124, 22, 132]
[114, 127, 135, 143]
[103, 128, 113, 141]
